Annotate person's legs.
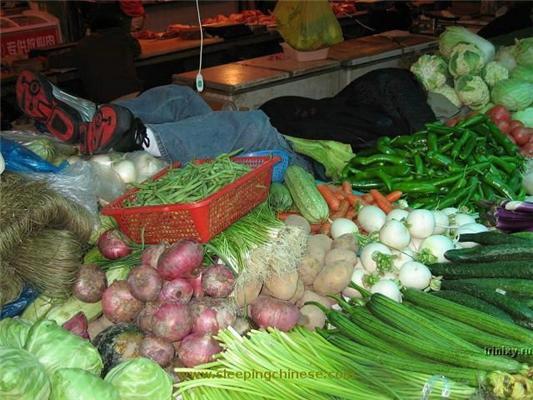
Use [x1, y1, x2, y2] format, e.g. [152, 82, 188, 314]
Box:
[113, 84, 212, 124]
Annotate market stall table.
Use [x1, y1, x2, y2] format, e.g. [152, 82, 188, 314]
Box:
[137, 37, 223, 60]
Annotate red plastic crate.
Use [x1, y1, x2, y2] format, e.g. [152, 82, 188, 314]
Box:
[102, 156, 278, 244]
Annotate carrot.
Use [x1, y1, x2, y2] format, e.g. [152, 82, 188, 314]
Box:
[319, 222, 331, 235]
[334, 192, 345, 201]
[345, 208, 356, 220]
[370, 189, 393, 214]
[331, 199, 350, 219]
[310, 224, 322, 233]
[317, 185, 340, 211]
[342, 181, 352, 195]
[385, 191, 403, 202]
[362, 193, 374, 205]
[277, 212, 298, 221]
[346, 193, 360, 207]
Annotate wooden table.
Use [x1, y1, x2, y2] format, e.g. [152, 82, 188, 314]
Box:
[138, 37, 223, 60]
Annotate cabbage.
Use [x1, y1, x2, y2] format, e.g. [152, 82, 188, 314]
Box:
[21, 295, 57, 322]
[439, 26, 495, 63]
[430, 84, 462, 108]
[25, 138, 56, 162]
[410, 54, 449, 90]
[0, 346, 51, 400]
[514, 38, 533, 67]
[482, 61, 509, 87]
[0, 318, 31, 348]
[24, 320, 103, 375]
[50, 368, 120, 400]
[104, 358, 173, 400]
[46, 296, 103, 325]
[495, 45, 517, 71]
[491, 79, 533, 111]
[510, 65, 533, 83]
[454, 75, 490, 110]
[448, 44, 485, 77]
[512, 108, 533, 128]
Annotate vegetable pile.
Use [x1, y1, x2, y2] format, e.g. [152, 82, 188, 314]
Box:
[484, 104, 533, 156]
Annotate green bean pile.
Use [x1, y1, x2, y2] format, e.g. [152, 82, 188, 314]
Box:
[125, 153, 251, 207]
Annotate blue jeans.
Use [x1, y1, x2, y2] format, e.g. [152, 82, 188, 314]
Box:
[114, 85, 313, 171]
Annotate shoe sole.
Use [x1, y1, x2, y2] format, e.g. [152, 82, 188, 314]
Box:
[81, 104, 132, 155]
[16, 70, 81, 143]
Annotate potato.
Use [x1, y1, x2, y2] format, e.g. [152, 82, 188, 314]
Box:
[285, 215, 311, 235]
[233, 280, 262, 307]
[308, 246, 327, 265]
[313, 261, 354, 296]
[261, 285, 274, 297]
[298, 256, 323, 285]
[297, 290, 336, 309]
[324, 248, 357, 268]
[307, 234, 333, 252]
[288, 279, 305, 304]
[298, 304, 326, 330]
[264, 270, 299, 300]
[332, 233, 358, 252]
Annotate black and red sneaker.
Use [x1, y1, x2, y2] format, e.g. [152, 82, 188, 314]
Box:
[80, 104, 149, 155]
[16, 70, 83, 143]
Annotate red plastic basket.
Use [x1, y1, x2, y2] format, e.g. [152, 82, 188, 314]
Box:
[102, 156, 278, 244]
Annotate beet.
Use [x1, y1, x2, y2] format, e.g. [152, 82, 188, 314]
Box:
[73, 264, 107, 303]
[127, 265, 163, 301]
[141, 244, 167, 268]
[178, 334, 222, 367]
[137, 302, 159, 333]
[250, 295, 300, 331]
[157, 240, 203, 280]
[201, 265, 235, 298]
[139, 336, 175, 367]
[192, 308, 219, 335]
[159, 278, 193, 304]
[102, 280, 144, 323]
[98, 229, 132, 260]
[152, 303, 192, 342]
[62, 312, 89, 339]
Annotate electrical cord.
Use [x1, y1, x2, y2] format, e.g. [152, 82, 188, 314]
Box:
[195, 0, 204, 92]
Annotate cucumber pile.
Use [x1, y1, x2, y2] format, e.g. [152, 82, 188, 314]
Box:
[429, 231, 533, 329]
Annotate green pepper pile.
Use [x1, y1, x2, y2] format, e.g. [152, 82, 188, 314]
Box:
[341, 114, 526, 210]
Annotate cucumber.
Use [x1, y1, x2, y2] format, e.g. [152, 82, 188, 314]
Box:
[441, 282, 533, 321]
[429, 261, 533, 279]
[432, 290, 513, 322]
[512, 231, 533, 240]
[444, 278, 533, 297]
[458, 231, 528, 246]
[444, 243, 533, 263]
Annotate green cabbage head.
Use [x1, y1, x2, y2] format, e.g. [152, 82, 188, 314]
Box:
[104, 358, 173, 400]
[50, 368, 120, 400]
[514, 38, 533, 67]
[482, 61, 509, 87]
[449, 44, 485, 78]
[454, 75, 490, 110]
[0, 346, 51, 400]
[431, 84, 462, 108]
[410, 54, 449, 90]
[439, 26, 495, 63]
[491, 78, 533, 111]
[512, 107, 533, 128]
[495, 45, 517, 71]
[510, 65, 533, 83]
[0, 318, 31, 349]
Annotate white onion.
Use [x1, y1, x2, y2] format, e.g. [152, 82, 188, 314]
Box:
[112, 160, 137, 184]
[454, 213, 476, 227]
[371, 280, 402, 302]
[407, 210, 435, 239]
[419, 235, 455, 263]
[408, 237, 423, 252]
[357, 206, 386, 233]
[432, 210, 449, 235]
[391, 248, 415, 270]
[456, 223, 489, 248]
[442, 207, 458, 216]
[331, 218, 359, 239]
[379, 220, 411, 250]
[360, 243, 392, 273]
[399, 261, 431, 289]
[386, 209, 409, 222]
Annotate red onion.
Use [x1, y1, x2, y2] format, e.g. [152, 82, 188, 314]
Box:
[159, 278, 193, 304]
[201, 265, 235, 298]
[73, 264, 107, 303]
[98, 229, 132, 260]
[62, 312, 89, 339]
[192, 308, 219, 335]
[141, 244, 167, 268]
[157, 240, 203, 280]
[139, 336, 175, 367]
[250, 295, 300, 332]
[190, 298, 236, 331]
[152, 303, 192, 342]
[127, 265, 163, 301]
[178, 333, 222, 367]
[102, 280, 144, 323]
[137, 302, 159, 333]
[186, 272, 204, 298]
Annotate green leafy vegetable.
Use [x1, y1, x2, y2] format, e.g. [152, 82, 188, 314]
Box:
[448, 43, 485, 78]
[431, 84, 462, 107]
[24, 138, 56, 162]
[514, 37, 533, 67]
[50, 368, 120, 400]
[410, 54, 449, 90]
[512, 107, 533, 128]
[439, 26, 495, 63]
[491, 78, 533, 111]
[46, 296, 103, 325]
[454, 75, 490, 110]
[510, 65, 533, 83]
[24, 320, 103, 375]
[104, 358, 173, 400]
[0, 346, 51, 400]
[482, 61, 509, 87]
[495, 45, 517, 71]
[0, 318, 31, 348]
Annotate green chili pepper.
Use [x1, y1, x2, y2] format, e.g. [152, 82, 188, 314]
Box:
[348, 179, 383, 190]
[485, 122, 517, 156]
[450, 176, 468, 192]
[427, 132, 438, 152]
[374, 170, 393, 192]
[509, 174, 522, 193]
[457, 113, 487, 128]
[482, 174, 516, 199]
[488, 156, 517, 175]
[440, 142, 454, 153]
[390, 135, 413, 146]
[414, 154, 424, 175]
[451, 130, 473, 159]
[459, 135, 476, 161]
[391, 182, 438, 193]
[427, 151, 455, 169]
[353, 154, 407, 166]
[437, 185, 471, 208]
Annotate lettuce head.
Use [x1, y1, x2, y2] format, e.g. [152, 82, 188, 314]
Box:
[449, 44, 485, 77]
[410, 54, 449, 90]
[482, 61, 509, 87]
[439, 26, 495, 63]
[491, 78, 533, 111]
[454, 75, 490, 110]
[431, 84, 462, 108]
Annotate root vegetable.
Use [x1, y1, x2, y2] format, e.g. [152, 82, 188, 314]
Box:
[231, 317, 251, 335]
[201, 265, 235, 298]
[360, 243, 392, 273]
[264, 270, 299, 300]
[357, 205, 386, 233]
[371, 279, 402, 302]
[399, 261, 432, 290]
[233, 280, 262, 307]
[285, 215, 311, 235]
[331, 233, 358, 252]
[140, 336, 175, 367]
[298, 304, 326, 330]
[432, 211, 449, 235]
[192, 308, 219, 335]
[420, 235, 455, 263]
[379, 220, 411, 250]
[98, 229, 132, 260]
[127, 265, 163, 302]
[298, 256, 323, 285]
[190, 298, 236, 331]
[307, 234, 332, 252]
[324, 248, 357, 268]
[391, 248, 415, 270]
[73, 264, 107, 303]
[288, 279, 304, 303]
[330, 218, 358, 239]
[88, 315, 114, 340]
[186, 272, 204, 298]
[313, 261, 354, 296]
[308, 246, 327, 265]
[102, 280, 143, 323]
[152, 303, 192, 342]
[178, 334, 222, 367]
[159, 278, 193, 304]
[386, 209, 409, 222]
[342, 268, 366, 298]
[157, 240, 204, 280]
[407, 210, 435, 239]
[297, 290, 336, 309]
[250, 295, 300, 331]
[62, 312, 89, 339]
[454, 213, 476, 227]
[141, 244, 167, 268]
[137, 302, 159, 333]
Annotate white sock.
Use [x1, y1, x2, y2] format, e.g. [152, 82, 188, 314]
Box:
[144, 126, 161, 157]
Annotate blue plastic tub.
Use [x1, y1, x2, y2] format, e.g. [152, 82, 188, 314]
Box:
[242, 149, 289, 182]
